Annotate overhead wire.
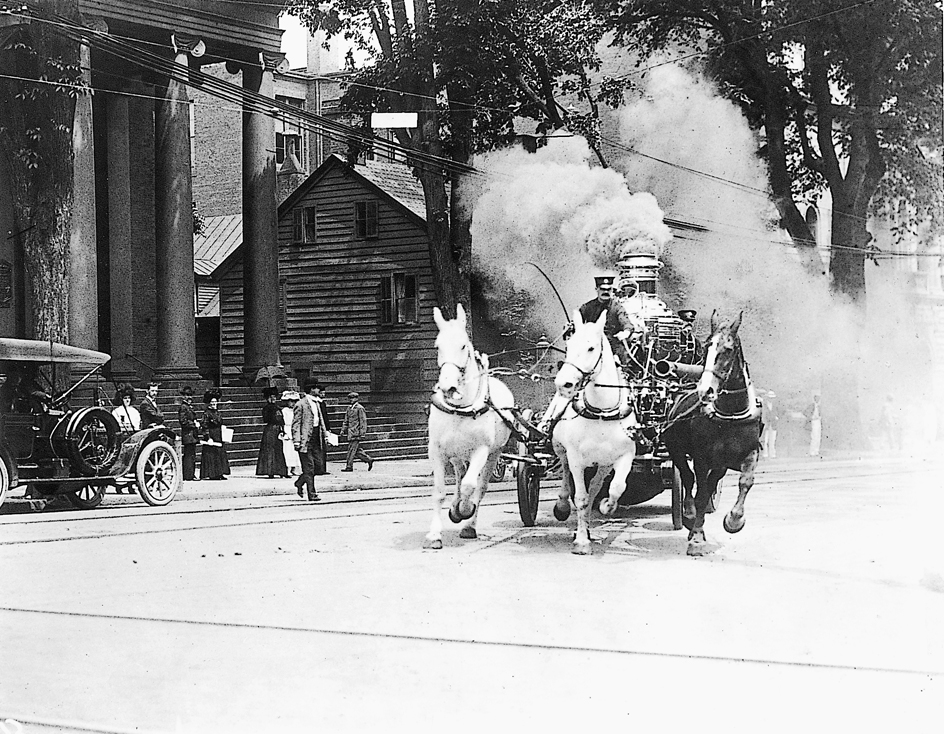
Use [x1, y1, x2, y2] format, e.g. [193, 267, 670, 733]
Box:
[3, 3, 933, 260]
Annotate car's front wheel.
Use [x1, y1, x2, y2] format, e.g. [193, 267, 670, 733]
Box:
[0, 456, 9, 510]
[135, 440, 181, 506]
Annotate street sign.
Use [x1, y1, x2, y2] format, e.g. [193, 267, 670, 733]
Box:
[370, 112, 418, 129]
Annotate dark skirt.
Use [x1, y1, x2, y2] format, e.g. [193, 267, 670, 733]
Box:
[200, 443, 230, 479]
[256, 424, 288, 477]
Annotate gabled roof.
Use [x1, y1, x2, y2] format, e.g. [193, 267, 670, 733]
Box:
[194, 214, 242, 276]
[278, 154, 428, 228]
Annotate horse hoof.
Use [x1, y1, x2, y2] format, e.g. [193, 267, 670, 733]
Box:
[448, 506, 462, 524]
[423, 538, 443, 550]
[723, 513, 745, 534]
[457, 499, 476, 520]
[687, 541, 711, 557]
[459, 526, 477, 540]
[571, 541, 592, 556]
[599, 498, 616, 516]
[553, 500, 571, 521]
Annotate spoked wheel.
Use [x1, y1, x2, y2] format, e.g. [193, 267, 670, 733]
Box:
[0, 457, 9, 510]
[64, 407, 121, 476]
[135, 440, 181, 506]
[670, 467, 684, 531]
[517, 461, 541, 526]
[490, 456, 508, 482]
[66, 483, 106, 510]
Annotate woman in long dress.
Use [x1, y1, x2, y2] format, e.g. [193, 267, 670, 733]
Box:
[256, 386, 288, 477]
[200, 390, 231, 480]
[280, 390, 301, 476]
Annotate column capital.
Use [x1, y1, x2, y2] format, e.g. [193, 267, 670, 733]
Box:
[261, 51, 290, 74]
[170, 33, 205, 58]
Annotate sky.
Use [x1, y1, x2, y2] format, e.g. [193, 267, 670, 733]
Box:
[279, 14, 307, 69]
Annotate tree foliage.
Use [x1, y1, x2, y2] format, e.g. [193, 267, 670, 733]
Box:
[593, 0, 943, 303]
[0, 0, 86, 341]
[287, 0, 633, 315]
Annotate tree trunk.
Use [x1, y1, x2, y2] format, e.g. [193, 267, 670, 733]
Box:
[0, 0, 81, 343]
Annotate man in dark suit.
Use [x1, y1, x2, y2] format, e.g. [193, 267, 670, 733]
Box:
[177, 385, 200, 481]
[292, 379, 321, 502]
[139, 382, 164, 428]
[310, 381, 333, 475]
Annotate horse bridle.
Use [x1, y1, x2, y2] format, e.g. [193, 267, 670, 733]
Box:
[561, 341, 604, 391]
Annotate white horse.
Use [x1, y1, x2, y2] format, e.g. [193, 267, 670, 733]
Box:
[425, 304, 515, 550]
[551, 308, 638, 555]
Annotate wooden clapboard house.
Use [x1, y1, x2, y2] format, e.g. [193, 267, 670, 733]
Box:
[212, 154, 438, 459]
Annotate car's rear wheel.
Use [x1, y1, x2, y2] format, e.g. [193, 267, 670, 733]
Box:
[135, 440, 181, 506]
[66, 482, 106, 510]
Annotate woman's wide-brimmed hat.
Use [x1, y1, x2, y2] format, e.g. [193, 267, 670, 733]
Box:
[179, 385, 193, 396]
[304, 378, 322, 391]
[203, 388, 223, 404]
[262, 386, 279, 398]
[281, 390, 300, 401]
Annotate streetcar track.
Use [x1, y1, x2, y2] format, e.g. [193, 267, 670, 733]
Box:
[0, 466, 931, 547]
[1, 604, 939, 678]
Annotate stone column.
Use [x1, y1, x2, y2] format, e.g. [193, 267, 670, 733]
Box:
[154, 34, 204, 383]
[241, 52, 287, 381]
[69, 39, 98, 350]
[106, 91, 136, 382]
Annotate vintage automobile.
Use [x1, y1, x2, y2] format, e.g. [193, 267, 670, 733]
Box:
[0, 338, 181, 510]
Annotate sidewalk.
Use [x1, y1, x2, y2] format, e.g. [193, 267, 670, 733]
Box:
[0, 457, 436, 514]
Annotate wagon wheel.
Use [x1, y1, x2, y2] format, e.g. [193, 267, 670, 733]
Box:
[490, 456, 508, 482]
[135, 440, 181, 506]
[517, 461, 541, 526]
[670, 467, 684, 531]
[66, 483, 106, 510]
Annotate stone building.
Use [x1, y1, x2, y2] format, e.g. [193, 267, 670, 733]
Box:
[0, 0, 287, 386]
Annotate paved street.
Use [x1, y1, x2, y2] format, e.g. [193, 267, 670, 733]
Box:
[1, 454, 942, 733]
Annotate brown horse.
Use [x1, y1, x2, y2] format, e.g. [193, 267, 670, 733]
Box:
[661, 312, 762, 556]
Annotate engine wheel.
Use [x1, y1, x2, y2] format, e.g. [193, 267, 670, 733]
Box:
[490, 456, 508, 482]
[670, 467, 684, 531]
[135, 440, 181, 506]
[517, 462, 541, 526]
[66, 483, 106, 510]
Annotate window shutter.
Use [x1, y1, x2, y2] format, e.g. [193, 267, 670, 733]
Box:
[292, 209, 303, 244]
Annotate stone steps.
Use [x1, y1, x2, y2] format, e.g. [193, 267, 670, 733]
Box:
[155, 388, 428, 466]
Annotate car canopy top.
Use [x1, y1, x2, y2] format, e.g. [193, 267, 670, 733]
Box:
[0, 338, 110, 365]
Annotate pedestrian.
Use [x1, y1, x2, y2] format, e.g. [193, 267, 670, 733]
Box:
[292, 379, 321, 502]
[200, 389, 230, 480]
[761, 390, 779, 458]
[877, 393, 902, 450]
[112, 386, 140, 434]
[805, 393, 822, 457]
[340, 391, 375, 472]
[308, 380, 334, 476]
[280, 390, 301, 476]
[177, 385, 200, 482]
[139, 381, 164, 429]
[256, 386, 289, 478]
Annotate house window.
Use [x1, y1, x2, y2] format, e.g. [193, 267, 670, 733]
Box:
[354, 200, 379, 239]
[292, 205, 316, 244]
[379, 273, 418, 325]
[277, 133, 303, 165]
